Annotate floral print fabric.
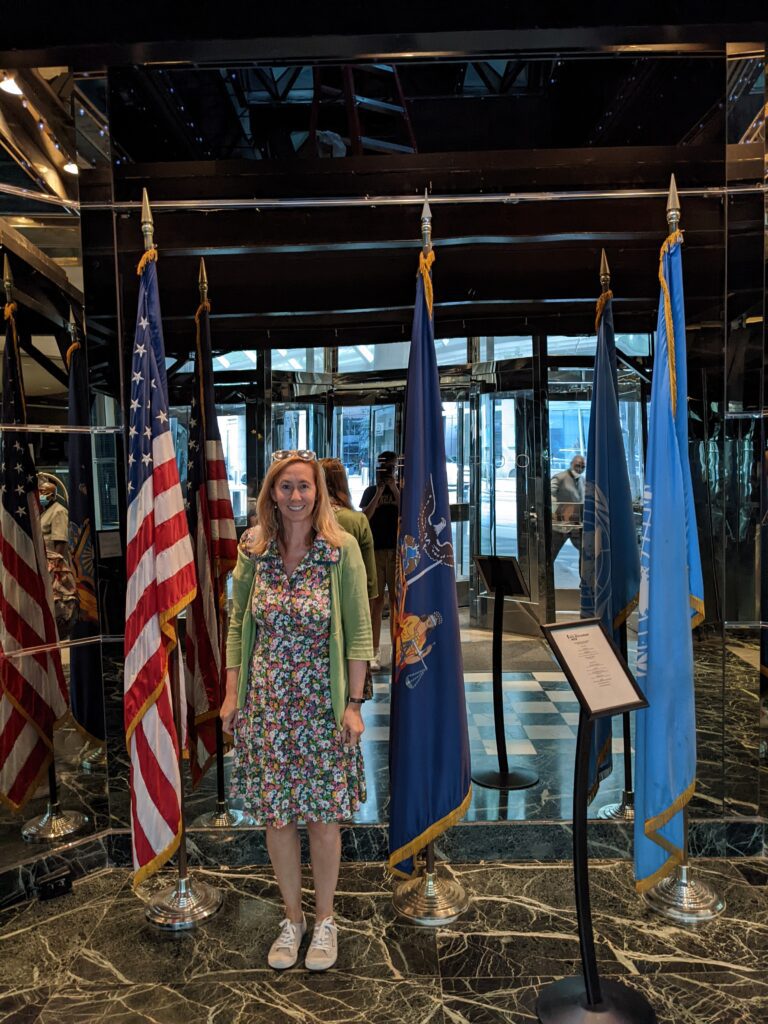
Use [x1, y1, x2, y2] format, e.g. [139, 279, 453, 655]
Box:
[231, 535, 366, 826]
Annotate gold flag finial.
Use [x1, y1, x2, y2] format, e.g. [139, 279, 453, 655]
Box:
[421, 188, 432, 254]
[198, 257, 209, 304]
[599, 248, 610, 292]
[141, 188, 154, 252]
[666, 174, 681, 231]
[3, 253, 12, 305]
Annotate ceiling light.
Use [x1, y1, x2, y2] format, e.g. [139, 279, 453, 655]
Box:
[0, 76, 23, 96]
[63, 162, 79, 175]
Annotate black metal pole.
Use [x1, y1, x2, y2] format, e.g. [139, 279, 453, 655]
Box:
[618, 622, 633, 795]
[47, 758, 58, 806]
[425, 840, 435, 874]
[169, 646, 189, 883]
[215, 719, 227, 804]
[492, 582, 509, 776]
[573, 708, 602, 1007]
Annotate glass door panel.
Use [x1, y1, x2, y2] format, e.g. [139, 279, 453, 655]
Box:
[272, 401, 326, 458]
[473, 387, 544, 626]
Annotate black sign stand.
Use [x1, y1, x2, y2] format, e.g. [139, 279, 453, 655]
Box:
[471, 556, 538, 792]
[537, 619, 656, 1024]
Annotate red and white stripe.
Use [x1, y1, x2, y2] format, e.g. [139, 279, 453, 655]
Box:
[0, 492, 67, 811]
[124, 429, 196, 885]
[185, 439, 236, 783]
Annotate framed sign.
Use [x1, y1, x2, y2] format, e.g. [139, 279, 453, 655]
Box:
[541, 618, 647, 720]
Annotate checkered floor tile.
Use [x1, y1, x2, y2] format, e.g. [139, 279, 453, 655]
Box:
[361, 670, 616, 762]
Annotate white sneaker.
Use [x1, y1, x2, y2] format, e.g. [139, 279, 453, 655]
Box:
[370, 650, 381, 671]
[267, 916, 306, 969]
[305, 916, 338, 971]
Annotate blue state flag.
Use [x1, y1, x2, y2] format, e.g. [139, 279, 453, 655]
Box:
[580, 290, 640, 799]
[66, 319, 104, 743]
[634, 227, 705, 892]
[387, 250, 472, 877]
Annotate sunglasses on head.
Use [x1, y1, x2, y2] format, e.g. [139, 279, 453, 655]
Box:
[271, 449, 317, 463]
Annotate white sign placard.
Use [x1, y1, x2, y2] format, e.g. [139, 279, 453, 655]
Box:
[547, 621, 643, 717]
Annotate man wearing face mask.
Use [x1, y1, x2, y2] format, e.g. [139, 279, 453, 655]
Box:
[39, 476, 69, 557]
[550, 455, 586, 562]
[38, 476, 77, 635]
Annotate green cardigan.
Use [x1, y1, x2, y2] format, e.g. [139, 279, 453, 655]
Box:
[225, 533, 374, 728]
[334, 506, 378, 599]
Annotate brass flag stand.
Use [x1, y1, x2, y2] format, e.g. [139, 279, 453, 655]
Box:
[390, 194, 469, 927]
[2, 257, 89, 844]
[186, 271, 251, 828]
[129, 191, 222, 929]
[638, 177, 724, 926]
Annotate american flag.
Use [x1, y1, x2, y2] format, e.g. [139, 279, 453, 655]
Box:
[0, 303, 68, 811]
[184, 295, 237, 784]
[124, 253, 196, 886]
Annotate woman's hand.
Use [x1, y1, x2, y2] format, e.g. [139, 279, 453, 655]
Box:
[342, 705, 365, 747]
[220, 668, 239, 734]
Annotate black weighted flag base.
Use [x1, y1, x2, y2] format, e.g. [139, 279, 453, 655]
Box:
[537, 977, 657, 1024]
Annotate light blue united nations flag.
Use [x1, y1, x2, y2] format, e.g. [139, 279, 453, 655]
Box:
[634, 222, 705, 893]
[580, 282, 640, 801]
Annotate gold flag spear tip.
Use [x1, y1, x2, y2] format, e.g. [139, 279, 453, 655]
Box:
[599, 248, 610, 292]
[198, 257, 208, 303]
[666, 173, 681, 231]
[141, 187, 154, 252]
[420, 188, 432, 254]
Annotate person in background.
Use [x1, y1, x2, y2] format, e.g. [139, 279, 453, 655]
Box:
[321, 457, 378, 701]
[38, 475, 78, 636]
[359, 450, 399, 670]
[550, 455, 586, 561]
[319, 458, 377, 602]
[38, 475, 69, 558]
[221, 450, 373, 972]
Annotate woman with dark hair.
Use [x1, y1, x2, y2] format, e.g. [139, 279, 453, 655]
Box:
[221, 450, 372, 972]
[319, 458, 377, 603]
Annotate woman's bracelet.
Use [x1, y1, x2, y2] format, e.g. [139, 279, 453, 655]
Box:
[347, 697, 365, 705]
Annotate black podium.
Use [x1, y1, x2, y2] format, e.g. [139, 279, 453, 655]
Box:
[537, 619, 656, 1024]
[471, 555, 538, 792]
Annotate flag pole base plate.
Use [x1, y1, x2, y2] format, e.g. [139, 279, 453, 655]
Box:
[80, 746, 107, 773]
[22, 804, 90, 843]
[472, 766, 539, 791]
[190, 801, 255, 828]
[392, 868, 469, 926]
[643, 864, 725, 924]
[145, 875, 223, 930]
[596, 791, 634, 821]
[537, 976, 657, 1023]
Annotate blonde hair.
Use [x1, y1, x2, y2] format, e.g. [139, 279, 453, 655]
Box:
[250, 456, 347, 554]
[318, 457, 354, 509]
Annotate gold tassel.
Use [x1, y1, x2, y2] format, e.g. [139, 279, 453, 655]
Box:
[594, 289, 613, 333]
[65, 340, 81, 369]
[136, 246, 158, 276]
[658, 229, 683, 417]
[419, 249, 435, 319]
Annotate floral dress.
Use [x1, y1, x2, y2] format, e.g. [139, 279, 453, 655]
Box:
[230, 536, 366, 827]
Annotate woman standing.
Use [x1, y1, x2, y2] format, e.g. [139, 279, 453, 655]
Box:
[221, 450, 373, 972]
[319, 458, 377, 602]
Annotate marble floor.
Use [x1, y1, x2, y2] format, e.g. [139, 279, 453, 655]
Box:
[1, 858, 767, 1022]
[182, 634, 629, 828]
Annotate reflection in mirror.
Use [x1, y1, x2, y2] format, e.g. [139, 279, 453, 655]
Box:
[722, 45, 766, 826]
[0, 425, 117, 873]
